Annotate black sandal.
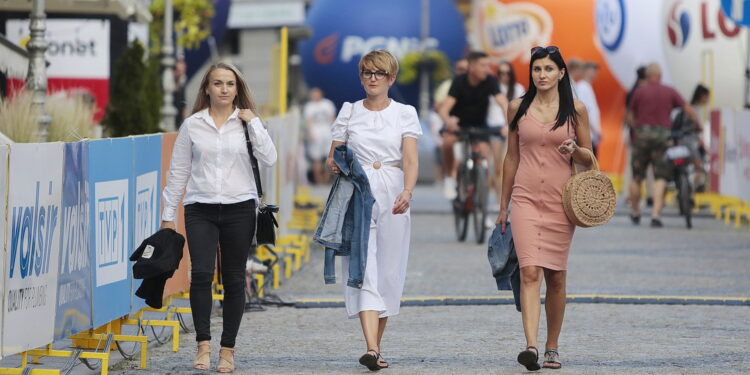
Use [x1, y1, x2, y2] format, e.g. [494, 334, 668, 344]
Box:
[543, 349, 561, 369]
[517, 346, 541, 371]
[359, 350, 381, 371]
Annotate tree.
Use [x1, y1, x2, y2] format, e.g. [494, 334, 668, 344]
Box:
[102, 41, 163, 137]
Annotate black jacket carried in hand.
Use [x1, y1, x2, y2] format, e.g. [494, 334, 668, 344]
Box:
[130, 228, 185, 308]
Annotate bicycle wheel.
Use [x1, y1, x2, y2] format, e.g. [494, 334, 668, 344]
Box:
[472, 162, 489, 244]
[454, 164, 470, 241]
[677, 171, 693, 229]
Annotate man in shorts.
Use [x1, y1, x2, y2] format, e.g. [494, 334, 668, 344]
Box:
[438, 51, 508, 199]
[627, 63, 698, 227]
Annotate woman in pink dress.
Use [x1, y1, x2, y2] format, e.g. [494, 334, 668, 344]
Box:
[496, 46, 593, 371]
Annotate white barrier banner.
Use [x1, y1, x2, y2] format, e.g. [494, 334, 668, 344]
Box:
[2, 143, 64, 356]
[719, 108, 740, 198]
[0, 145, 8, 359]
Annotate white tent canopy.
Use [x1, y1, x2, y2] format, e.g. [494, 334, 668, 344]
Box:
[0, 0, 152, 23]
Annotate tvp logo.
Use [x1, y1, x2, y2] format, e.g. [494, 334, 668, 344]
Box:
[134, 171, 158, 246]
[94, 179, 128, 287]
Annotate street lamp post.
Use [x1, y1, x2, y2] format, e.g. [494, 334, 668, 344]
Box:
[26, 0, 52, 142]
[160, 0, 177, 132]
[418, 0, 430, 120]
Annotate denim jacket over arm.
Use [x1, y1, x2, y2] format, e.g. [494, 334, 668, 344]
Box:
[487, 223, 521, 312]
[314, 145, 375, 288]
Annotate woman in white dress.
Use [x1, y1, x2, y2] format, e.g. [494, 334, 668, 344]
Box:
[327, 49, 421, 371]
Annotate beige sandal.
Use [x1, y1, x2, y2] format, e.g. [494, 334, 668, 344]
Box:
[217, 347, 235, 373]
[193, 341, 211, 370]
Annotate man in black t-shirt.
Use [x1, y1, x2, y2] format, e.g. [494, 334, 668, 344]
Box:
[438, 51, 508, 199]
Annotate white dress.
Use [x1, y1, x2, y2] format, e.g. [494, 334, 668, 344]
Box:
[330, 99, 422, 319]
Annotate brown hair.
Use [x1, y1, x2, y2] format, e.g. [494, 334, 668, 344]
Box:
[358, 49, 399, 78]
[191, 62, 257, 114]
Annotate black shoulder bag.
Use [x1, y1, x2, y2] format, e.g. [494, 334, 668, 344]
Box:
[241, 120, 279, 245]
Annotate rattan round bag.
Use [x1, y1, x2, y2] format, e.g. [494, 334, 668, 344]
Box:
[562, 148, 616, 227]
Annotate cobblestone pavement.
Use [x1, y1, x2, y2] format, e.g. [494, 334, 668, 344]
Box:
[10, 185, 747, 374]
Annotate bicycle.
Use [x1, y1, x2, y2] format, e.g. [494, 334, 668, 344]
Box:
[665, 129, 695, 229]
[444, 127, 498, 244]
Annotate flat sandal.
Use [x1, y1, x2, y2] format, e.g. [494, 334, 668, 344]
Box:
[543, 349, 562, 369]
[359, 350, 381, 371]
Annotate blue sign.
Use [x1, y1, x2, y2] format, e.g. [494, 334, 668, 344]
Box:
[596, 0, 627, 52]
[130, 135, 162, 312]
[89, 138, 133, 327]
[299, 0, 466, 108]
[54, 142, 93, 340]
[722, 0, 750, 26]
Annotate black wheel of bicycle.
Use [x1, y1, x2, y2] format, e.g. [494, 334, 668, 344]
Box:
[454, 164, 470, 242]
[677, 171, 693, 229]
[472, 162, 489, 244]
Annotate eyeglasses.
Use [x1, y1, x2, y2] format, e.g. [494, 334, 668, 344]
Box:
[360, 70, 389, 80]
[530, 46, 560, 56]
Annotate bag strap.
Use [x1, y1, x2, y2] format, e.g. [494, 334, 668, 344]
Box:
[344, 102, 355, 143]
[241, 120, 263, 198]
[570, 147, 600, 175]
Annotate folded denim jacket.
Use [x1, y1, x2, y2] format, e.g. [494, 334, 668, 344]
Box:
[487, 222, 521, 312]
[314, 145, 375, 288]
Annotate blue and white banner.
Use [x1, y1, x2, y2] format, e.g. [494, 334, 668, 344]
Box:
[54, 142, 92, 340]
[2, 143, 64, 356]
[89, 138, 133, 327]
[0, 145, 8, 359]
[131, 135, 162, 312]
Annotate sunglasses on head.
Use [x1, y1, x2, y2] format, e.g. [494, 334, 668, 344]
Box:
[530, 46, 560, 56]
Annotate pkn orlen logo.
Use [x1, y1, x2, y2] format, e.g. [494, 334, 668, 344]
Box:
[9, 181, 60, 279]
[596, 0, 626, 52]
[314, 33, 439, 65]
[667, 0, 691, 49]
[95, 179, 128, 287]
[475, 0, 552, 62]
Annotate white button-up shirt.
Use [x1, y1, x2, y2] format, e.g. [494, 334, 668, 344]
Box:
[161, 108, 277, 222]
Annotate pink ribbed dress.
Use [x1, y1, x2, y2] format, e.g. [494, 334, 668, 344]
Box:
[510, 113, 576, 270]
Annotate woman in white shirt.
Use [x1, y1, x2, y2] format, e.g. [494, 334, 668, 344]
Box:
[161, 62, 277, 373]
[327, 50, 421, 371]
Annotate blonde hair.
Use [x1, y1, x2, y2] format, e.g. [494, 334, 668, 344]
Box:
[192, 62, 257, 114]
[358, 49, 399, 78]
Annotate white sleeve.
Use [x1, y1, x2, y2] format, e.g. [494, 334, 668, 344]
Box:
[161, 124, 192, 222]
[331, 102, 353, 142]
[246, 117, 277, 167]
[401, 104, 422, 139]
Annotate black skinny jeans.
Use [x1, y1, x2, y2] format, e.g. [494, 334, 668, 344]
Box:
[184, 199, 255, 348]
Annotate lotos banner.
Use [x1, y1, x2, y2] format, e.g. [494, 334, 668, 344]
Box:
[2, 143, 64, 356]
[89, 138, 133, 327]
[131, 135, 162, 312]
[54, 142, 93, 341]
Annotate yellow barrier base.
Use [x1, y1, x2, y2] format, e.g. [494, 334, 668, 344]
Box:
[122, 309, 180, 353]
[0, 367, 60, 374]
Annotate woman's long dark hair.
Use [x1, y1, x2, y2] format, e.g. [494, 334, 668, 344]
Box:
[499, 61, 517, 100]
[690, 84, 709, 105]
[509, 49, 578, 132]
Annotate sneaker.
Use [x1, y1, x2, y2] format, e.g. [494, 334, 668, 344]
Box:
[246, 258, 268, 273]
[630, 214, 641, 225]
[443, 177, 457, 200]
[650, 218, 663, 228]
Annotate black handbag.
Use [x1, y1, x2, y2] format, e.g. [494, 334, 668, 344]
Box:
[242, 120, 279, 245]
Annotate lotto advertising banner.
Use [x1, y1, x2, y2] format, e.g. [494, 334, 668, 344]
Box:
[471, 0, 748, 173]
[131, 135, 162, 311]
[300, 0, 467, 108]
[160, 133, 190, 297]
[0, 145, 7, 359]
[54, 142, 93, 341]
[471, 0, 628, 173]
[2, 143, 64, 356]
[89, 138, 133, 327]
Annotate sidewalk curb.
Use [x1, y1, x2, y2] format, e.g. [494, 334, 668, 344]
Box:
[294, 295, 750, 308]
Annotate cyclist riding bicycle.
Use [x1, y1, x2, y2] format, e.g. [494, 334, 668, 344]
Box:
[438, 51, 509, 200]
